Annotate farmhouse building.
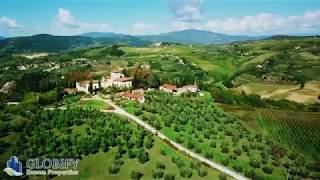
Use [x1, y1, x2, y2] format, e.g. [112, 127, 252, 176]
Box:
[178, 85, 200, 93]
[122, 91, 145, 103]
[159, 84, 177, 93]
[76, 70, 133, 94]
[76, 80, 100, 94]
[160, 83, 200, 95]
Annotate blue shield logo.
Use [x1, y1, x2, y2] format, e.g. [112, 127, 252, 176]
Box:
[3, 156, 23, 176]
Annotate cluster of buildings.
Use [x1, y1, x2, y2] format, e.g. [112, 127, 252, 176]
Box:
[75, 71, 133, 94]
[121, 83, 199, 104]
[66, 70, 200, 104]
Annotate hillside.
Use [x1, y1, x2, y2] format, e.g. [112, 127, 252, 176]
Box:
[141, 29, 265, 44]
[0, 34, 100, 53]
[81, 29, 267, 45]
[0, 34, 151, 55]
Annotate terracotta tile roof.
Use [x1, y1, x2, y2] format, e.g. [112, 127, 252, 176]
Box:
[123, 91, 143, 99]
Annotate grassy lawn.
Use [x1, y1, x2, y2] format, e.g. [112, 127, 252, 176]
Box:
[77, 99, 114, 110]
[120, 99, 137, 114]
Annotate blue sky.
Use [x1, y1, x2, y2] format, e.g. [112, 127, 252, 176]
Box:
[0, 0, 319, 37]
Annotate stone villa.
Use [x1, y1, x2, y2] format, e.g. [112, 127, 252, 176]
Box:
[76, 70, 133, 94]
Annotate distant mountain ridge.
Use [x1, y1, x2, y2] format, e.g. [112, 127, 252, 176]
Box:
[140, 29, 266, 44]
[0, 34, 99, 53]
[0, 33, 151, 54]
[80, 30, 267, 45]
[1, 30, 315, 55]
[0, 36, 5, 40]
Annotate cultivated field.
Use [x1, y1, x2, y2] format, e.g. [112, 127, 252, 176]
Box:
[258, 109, 320, 159]
[234, 82, 320, 104]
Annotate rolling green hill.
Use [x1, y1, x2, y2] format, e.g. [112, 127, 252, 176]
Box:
[0, 34, 151, 55]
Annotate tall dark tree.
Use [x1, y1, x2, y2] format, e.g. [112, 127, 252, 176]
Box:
[88, 81, 93, 94]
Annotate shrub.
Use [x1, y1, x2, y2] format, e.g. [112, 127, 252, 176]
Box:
[242, 145, 249, 152]
[137, 150, 149, 164]
[187, 140, 195, 149]
[262, 158, 268, 164]
[262, 166, 273, 174]
[152, 169, 164, 179]
[134, 109, 143, 116]
[198, 168, 208, 177]
[219, 173, 227, 180]
[221, 146, 229, 153]
[108, 164, 120, 174]
[250, 158, 261, 168]
[210, 141, 217, 148]
[232, 164, 243, 172]
[196, 147, 202, 153]
[114, 159, 124, 166]
[131, 170, 143, 180]
[156, 162, 165, 169]
[128, 149, 137, 159]
[244, 169, 255, 178]
[160, 149, 166, 156]
[164, 173, 175, 180]
[221, 158, 230, 166]
[234, 148, 242, 156]
[175, 136, 184, 144]
[205, 151, 214, 159]
[180, 168, 192, 178]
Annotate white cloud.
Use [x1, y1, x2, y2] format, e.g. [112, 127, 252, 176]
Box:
[170, 0, 203, 22]
[55, 8, 79, 28]
[204, 10, 320, 35]
[0, 16, 21, 28]
[53, 8, 109, 34]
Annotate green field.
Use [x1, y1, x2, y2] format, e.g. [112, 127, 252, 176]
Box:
[219, 103, 320, 160]
[77, 99, 113, 110]
[257, 109, 320, 160]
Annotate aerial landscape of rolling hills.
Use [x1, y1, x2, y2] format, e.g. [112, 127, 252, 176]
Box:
[0, 0, 319, 180]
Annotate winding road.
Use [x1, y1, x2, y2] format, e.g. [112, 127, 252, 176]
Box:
[94, 95, 248, 180]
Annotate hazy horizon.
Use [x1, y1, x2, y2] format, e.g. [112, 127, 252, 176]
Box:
[1, 0, 320, 37]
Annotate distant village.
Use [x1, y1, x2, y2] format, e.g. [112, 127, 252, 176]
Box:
[64, 70, 200, 104]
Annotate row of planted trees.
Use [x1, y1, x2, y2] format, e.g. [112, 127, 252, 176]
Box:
[125, 91, 320, 179]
